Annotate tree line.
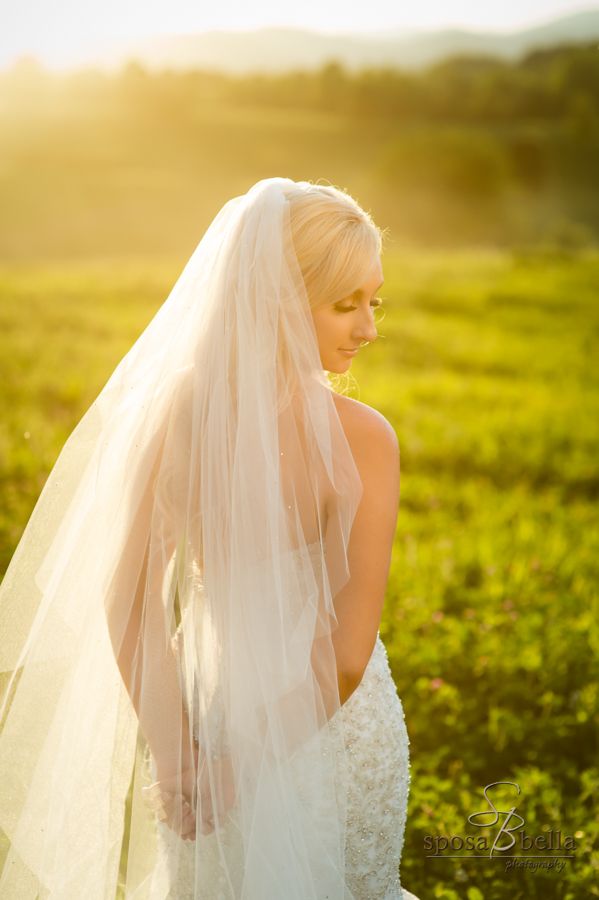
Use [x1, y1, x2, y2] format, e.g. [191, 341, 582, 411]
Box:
[2, 42, 599, 131]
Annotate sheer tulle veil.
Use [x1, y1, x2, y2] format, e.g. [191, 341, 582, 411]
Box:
[0, 178, 365, 899]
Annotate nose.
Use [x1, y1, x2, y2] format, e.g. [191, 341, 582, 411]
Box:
[352, 306, 378, 345]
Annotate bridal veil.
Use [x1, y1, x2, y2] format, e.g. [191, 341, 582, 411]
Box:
[0, 178, 367, 899]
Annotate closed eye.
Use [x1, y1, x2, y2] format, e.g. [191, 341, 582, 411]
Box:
[335, 297, 384, 314]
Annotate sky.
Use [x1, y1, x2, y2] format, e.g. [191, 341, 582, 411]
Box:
[0, 0, 596, 68]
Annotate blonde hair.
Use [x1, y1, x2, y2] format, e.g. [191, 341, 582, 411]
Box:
[284, 183, 384, 309]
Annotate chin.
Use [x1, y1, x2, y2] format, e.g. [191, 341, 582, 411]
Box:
[327, 361, 352, 375]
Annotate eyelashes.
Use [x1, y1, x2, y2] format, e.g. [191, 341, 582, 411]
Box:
[334, 298, 384, 314]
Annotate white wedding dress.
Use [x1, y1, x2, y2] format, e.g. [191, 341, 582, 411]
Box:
[153, 543, 416, 900]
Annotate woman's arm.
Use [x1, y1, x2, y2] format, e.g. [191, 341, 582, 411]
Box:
[107, 508, 196, 781]
[104, 435, 199, 837]
[273, 396, 398, 739]
[104, 426, 196, 772]
[330, 394, 400, 704]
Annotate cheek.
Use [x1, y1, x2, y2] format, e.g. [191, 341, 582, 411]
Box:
[314, 312, 346, 349]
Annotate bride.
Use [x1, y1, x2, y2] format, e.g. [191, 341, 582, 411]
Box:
[0, 178, 419, 900]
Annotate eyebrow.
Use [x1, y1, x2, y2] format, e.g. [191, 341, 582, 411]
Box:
[352, 280, 384, 299]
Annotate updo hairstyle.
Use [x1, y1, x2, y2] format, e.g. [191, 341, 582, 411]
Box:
[284, 183, 384, 308]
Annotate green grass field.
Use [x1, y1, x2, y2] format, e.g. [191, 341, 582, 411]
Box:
[1, 250, 597, 899]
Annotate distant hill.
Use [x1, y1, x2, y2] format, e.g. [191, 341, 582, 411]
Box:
[56, 7, 599, 73]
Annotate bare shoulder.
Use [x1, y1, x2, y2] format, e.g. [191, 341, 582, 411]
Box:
[332, 393, 399, 470]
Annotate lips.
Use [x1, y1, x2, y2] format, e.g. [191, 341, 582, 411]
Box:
[338, 348, 360, 356]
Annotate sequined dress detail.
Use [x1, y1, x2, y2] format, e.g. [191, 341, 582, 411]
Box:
[152, 544, 413, 900]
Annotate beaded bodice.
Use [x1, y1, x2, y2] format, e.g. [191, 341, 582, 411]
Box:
[338, 633, 411, 899]
[155, 542, 412, 900]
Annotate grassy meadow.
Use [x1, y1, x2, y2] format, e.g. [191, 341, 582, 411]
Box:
[0, 248, 597, 899]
